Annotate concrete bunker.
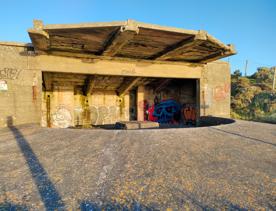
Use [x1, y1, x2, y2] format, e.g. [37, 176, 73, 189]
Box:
[0, 19, 236, 128]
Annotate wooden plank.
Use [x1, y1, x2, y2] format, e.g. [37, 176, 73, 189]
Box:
[152, 30, 208, 60]
[102, 20, 139, 56]
[117, 77, 140, 96]
[84, 75, 95, 95]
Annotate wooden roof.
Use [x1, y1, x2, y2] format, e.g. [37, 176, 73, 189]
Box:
[29, 19, 236, 63]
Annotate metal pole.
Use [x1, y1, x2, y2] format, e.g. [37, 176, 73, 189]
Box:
[272, 66, 276, 90]
[244, 60, 248, 77]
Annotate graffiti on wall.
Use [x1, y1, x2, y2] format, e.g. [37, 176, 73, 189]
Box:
[201, 83, 230, 115]
[213, 84, 230, 101]
[52, 105, 72, 128]
[90, 105, 128, 125]
[153, 100, 181, 123]
[73, 105, 128, 126]
[145, 99, 181, 124]
[0, 68, 21, 80]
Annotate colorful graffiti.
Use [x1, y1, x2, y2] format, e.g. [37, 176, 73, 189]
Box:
[145, 99, 197, 125]
[182, 104, 196, 125]
[146, 99, 181, 124]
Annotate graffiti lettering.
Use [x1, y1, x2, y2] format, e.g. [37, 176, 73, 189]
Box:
[0, 68, 21, 80]
[89, 105, 128, 125]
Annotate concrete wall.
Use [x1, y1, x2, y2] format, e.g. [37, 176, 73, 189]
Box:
[0, 43, 231, 128]
[200, 61, 231, 118]
[41, 88, 130, 128]
[0, 44, 41, 127]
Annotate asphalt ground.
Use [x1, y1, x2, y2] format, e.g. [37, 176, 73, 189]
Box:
[0, 120, 275, 210]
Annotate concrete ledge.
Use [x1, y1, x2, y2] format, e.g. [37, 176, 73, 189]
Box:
[0, 41, 33, 47]
[115, 121, 159, 129]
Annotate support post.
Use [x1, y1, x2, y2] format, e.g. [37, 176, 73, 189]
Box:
[196, 79, 200, 126]
[137, 86, 145, 121]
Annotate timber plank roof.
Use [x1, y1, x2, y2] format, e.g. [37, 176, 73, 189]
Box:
[28, 19, 236, 63]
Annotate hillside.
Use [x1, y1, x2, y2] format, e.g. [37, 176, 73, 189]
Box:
[231, 67, 276, 123]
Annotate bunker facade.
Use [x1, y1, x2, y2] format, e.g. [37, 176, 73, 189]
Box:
[0, 20, 236, 128]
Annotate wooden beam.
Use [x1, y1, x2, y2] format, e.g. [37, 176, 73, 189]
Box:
[102, 19, 139, 56]
[155, 79, 172, 92]
[199, 44, 237, 63]
[117, 77, 141, 97]
[42, 72, 52, 91]
[83, 75, 95, 96]
[152, 30, 208, 60]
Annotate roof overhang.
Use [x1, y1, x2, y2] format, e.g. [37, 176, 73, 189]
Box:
[28, 19, 236, 63]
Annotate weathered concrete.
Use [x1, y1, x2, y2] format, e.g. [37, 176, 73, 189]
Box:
[0, 120, 275, 210]
[0, 42, 231, 128]
[201, 62, 231, 118]
[0, 44, 41, 127]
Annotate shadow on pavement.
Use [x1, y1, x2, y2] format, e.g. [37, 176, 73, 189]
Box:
[211, 127, 276, 147]
[0, 201, 28, 211]
[7, 116, 65, 210]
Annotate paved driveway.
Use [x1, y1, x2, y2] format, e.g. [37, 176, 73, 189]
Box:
[0, 120, 275, 210]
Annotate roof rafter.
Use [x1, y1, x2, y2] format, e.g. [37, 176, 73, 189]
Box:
[83, 75, 96, 96]
[117, 77, 141, 97]
[101, 20, 139, 57]
[151, 30, 208, 61]
[199, 44, 236, 63]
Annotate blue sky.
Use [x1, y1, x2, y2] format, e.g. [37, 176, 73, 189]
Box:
[0, 0, 275, 75]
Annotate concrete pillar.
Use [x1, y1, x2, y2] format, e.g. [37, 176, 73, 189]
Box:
[137, 85, 145, 121]
[51, 83, 74, 128]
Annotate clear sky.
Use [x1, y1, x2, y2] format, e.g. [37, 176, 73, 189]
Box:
[0, 0, 275, 75]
